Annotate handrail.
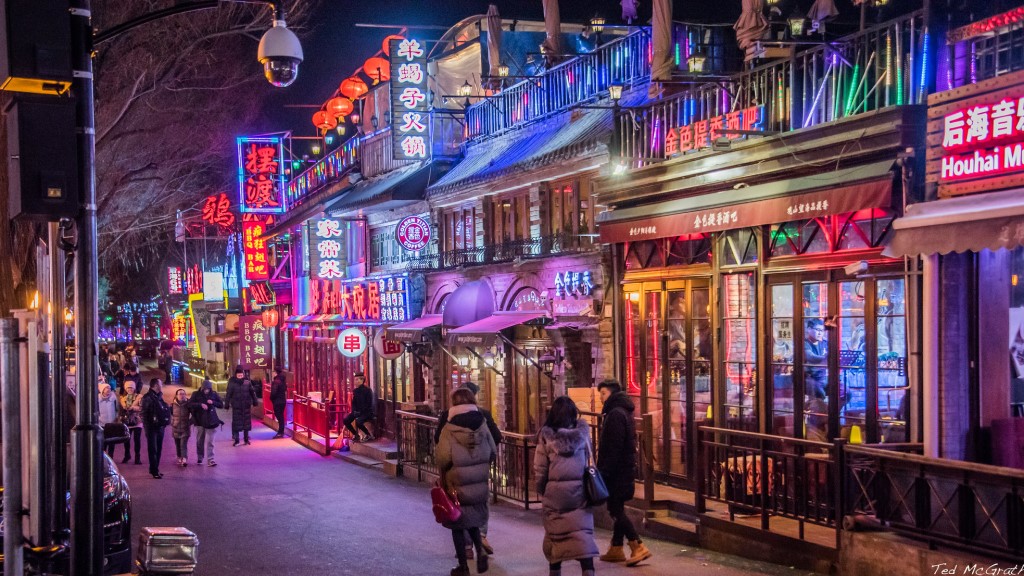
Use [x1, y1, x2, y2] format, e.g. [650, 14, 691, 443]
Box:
[845, 443, 1024, 480]
[699, 425, 835, 449]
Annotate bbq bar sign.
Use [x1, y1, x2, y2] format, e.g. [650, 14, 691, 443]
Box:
[390, 37, 431, 161]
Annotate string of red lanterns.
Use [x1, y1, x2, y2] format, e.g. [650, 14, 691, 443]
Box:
[310, 32, 406, 132]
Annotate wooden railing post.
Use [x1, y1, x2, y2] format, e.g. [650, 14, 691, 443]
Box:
[642, 414, 655, 504]
[759, 437, 770, 531]
[523, 436, 532, 509]
[834, 438, 848, 549]
[695, 426, 706, 513]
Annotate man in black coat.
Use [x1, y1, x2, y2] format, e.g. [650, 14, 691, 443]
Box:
[140, 379, 171, 479]
[225, 366, 258, 446]
[596, 380, 651, 566]
[343, 373, 375, 442]
[188, 378, 224, 466]
[270, 367, 288, 438]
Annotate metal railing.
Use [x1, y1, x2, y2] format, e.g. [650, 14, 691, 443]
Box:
[621, 10, 926, 167]
[696, 426, 841, 544]
[416, 234, 597, 271]
[292, 394, 342, 456]
[396, 410, 440, 481]
[285, 137, 360, 210]
[944, 7, 1024, 88]
[843, 444, 1024, 560]
[360, 129, 416, 180]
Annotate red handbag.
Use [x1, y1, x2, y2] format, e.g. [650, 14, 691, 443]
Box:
[430, 481, 462, 524]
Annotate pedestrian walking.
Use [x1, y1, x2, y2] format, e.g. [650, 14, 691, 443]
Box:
[435, 388, 496, 576]
[121, 363, 142, 397]
[119, 381, 143, 464]
[596, 380, 651, 566]
[270, 367, 288, 438]
[98, 380, 127, 458]
[141, 378, 171, 479]
[189, 378, 224, 466]
[434, 381, 502, 557]
[225, 366, 258, 445]
[535, 396, 599, 576]
[170, 388, 193, 467]
[343, 372, 375, 442]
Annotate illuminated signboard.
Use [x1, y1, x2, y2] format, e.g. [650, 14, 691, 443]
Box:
[307, 216, 347, 280]
[167, 267, 183, 295]
[201, 192, 236, 228]
[309, 275, 410, 324]
[185, 264, 203, 295]
[239, 314, 271, 370]
[939, 95, 1024, 183]
[171, 316, 189, 342]
[337, 327, 368, 358]
[664, 106, 764, 157]
[389, 38, 431, 161]
[554, 270, 595, 298]
[396, 215, 431, 251]
[250, 282, 276, 306]
[237, 136, 286, 214]
[243, 214, 274, 281]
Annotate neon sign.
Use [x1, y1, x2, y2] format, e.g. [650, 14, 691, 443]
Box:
[237, 136, 286, 214]
[201, 192, 236, 228]
[309, 275, 410, 324]
[239, 314, 270, 369]
[939, 95, 1024, 182]
[554, 270, 594, 298]
[664, 105, 764, 156]
[389, 38, 431, 161]
[308, 216, 346, 280]
[242, 214, 274, 281]
[167, 267, 183, 295]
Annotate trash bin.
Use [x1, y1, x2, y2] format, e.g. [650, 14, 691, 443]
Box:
[136, 527, 199, 575]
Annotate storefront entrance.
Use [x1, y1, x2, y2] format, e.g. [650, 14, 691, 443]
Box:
[623, 278, 712, 484]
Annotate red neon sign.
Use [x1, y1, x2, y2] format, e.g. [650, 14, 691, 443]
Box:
[940, 95, 1024, 182]
[201, 192, 236, 228]
[237, 137, 286, 214]
[243, 214, 273, 281]
[665, 106, 764, 156]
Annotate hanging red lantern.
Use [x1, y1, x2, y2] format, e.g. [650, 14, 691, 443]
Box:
[340, 77, 369, 100]
[382, 34, 406, 56]
[363, 57, 391, 83]
[261, 308, 279, 328]
[326, 97, 354, 118]
[312, 110, 337, 131]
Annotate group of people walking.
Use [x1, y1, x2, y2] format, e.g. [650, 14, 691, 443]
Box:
[434, 379, 651, 576]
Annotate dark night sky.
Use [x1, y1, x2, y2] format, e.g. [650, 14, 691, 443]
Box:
[259, 0, 743, 136]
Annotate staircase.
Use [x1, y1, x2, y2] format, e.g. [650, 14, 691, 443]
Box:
[334, 438, 401, 475]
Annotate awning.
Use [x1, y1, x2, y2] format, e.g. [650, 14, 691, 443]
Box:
[329, 162, 436, 216]
[284, 314, 349, 328]
[442, 281, 495, 328]
[386, 314, 443, 342]
[206, 331, 238, 343]
[883, 188, 1024, 256]
[598, 160, 895, 243]
[447, 311, 548, 346]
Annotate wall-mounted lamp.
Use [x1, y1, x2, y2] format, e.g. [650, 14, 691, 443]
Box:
[482, 351, 496, 367]
[788, 10, 807, 36]
[608, 83, 623, 102]
[458, 356, 470, 367]
[497, 64, 510, 78]
[590, 15, 605, 33]
[687, 50, 707, 74]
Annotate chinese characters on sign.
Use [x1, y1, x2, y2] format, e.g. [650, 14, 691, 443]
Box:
[554, 270, 595, 298]
[664, 106, 765, 157]
[237, 137, 286, 213]
[167, 267, 183, 295]
[939, 94, 1024, 183]
[307, 217, 347, 281]
[171, 316, 189, 342]
[240, 315, 271, 370]
[201, 192, 236, 228]
[373, 328, 404, 360]
[337, 327, 368, 358]
[185, 264, 203, 295]
[395, 215, 431, 251]
[242, 214, 274, 281]
[390, 38, 431, 161]
[249, 282, 276, 306]
[309, 275, 410, 323]
[693, 209, 739, 229]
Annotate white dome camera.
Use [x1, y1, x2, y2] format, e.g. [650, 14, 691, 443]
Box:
[258, 19, 304, 88]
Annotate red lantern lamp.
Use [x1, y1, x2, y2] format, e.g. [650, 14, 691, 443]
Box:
[340, 77, 369, 100]
[312, 110, 338, 131]
[261, 308, 279, 328]
[382, 34, 406, 56]
[363, 57, 391, 83]
[326, 97, 354, 118]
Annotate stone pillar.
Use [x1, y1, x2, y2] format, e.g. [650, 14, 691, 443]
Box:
[938, 252, 973, 461]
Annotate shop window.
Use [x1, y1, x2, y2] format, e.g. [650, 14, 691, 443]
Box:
[839, 281, 868, 433]
[666, 234, 713, 266]
[489, 193, 529, 245]
[719, 229, 759, 267]
[769, 210, 896, 257]
[836, 209, 895, 251]
[722, 272, 757, 431]
[624, 290, 643, 394]
[371, 226, 411, 269]
[547, 179, 595, 241]
[769, 220, 831, 257]
[442, 207, 476, 252]
[876, 278, 908, 439]
[625, 240, 663, 270]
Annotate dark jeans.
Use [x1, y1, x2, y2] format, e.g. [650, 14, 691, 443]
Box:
[343, 412, 372, 437]
[451, 527, 483, 566]
[273, 403, 286, 435]
[120, 428, 142, 463]
[607, 496, 639, 546]
[174, 435, 190, 459]
[550, 558, 594, 571]
[145, 426, 165, 476]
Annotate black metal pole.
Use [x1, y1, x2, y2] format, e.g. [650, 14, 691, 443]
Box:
[69, 0, 104, 573]
[1, 318, 24, 576]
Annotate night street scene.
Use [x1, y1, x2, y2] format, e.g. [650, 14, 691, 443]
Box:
[1, 0, 1023, 575]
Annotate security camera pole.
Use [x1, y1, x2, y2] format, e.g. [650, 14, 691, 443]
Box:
[68, 2, 300, 574]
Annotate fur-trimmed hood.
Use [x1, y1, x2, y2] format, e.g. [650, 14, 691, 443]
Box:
[539, 419, 591, 456]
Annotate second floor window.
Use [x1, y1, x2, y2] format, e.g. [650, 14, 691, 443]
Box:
[442, 207, 476, 252]
[548, 179, 594, 238]
[490, 193, 530, 245]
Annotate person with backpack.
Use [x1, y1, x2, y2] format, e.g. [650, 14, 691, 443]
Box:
[119, 381, 143, 464]
[141, 378, 171, 479]
[170, 388, 193, 467]
[225, 366, 258, 445]
[189, 378, 224, 466]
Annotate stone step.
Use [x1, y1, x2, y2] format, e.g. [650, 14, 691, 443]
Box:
[644, 514, 699, 546]
[334, 451, 383, 470]
[349, 440, 400, 461]
[382, 459, 400, 477]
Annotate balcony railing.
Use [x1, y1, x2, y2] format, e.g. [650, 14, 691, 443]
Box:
[943, 7, 1024, 89]
[621, 10, 926, 167]
[407, 234, 596, 271]
[285, 137, 359, 210]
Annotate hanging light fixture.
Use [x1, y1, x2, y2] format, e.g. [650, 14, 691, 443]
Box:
[311, 143, 321, 155]
[539, 351, 558, 374]
[312, 110, 337, 131]
[326, 96, 354, 118]
[873, 0, 889, 6]
[687, 49, 707, 74]
[363, 57, 391, 83]
[788, 9, 807, 37]
[324, 133, 335, 145]
[482, 351, 496, 367]
[458, 356, 470, 367]
[458, 80, 473, 98]
[335, 124, 346, 136]
[340, 77, 369, 100]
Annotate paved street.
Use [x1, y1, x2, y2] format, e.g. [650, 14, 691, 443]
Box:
[120, 385, 809, 575]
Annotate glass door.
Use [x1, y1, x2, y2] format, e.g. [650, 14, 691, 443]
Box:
[721, 272, 758, 431]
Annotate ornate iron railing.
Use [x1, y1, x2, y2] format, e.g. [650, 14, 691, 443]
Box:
[417, 234, 596, 271]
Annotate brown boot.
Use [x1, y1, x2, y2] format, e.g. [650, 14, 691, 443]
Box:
[625, 540, 652, 566]
[599, 545, 626, 563]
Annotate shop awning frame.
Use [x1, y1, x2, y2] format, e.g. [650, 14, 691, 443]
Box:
[446, 311, 550, 347]
[883, 187, 1024, 256]
[206, 330, 238, 343]
[386, 314, 443, 342]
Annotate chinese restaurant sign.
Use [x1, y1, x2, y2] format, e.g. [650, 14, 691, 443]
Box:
[201, 192, 236, 229]
[242, 214, 274, 281]
[237, 136, 286, 214]
[167, 267, 183, 295]
[240, 314, 270, 370]
[307, 217, 347, 280]
[664, 106, 764, 157]
[389, 38, 430, 161]
[337, 327, 368, 358]
[185, 264, 203, 295]
[373, 328, 404, 360]
[309, 275, 411, 323]
[396, 215, 431, 251]
[554, 270, 594, 298]
[171, 316, 189, 342]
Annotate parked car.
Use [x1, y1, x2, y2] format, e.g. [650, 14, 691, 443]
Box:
[0, 453, 132, 575]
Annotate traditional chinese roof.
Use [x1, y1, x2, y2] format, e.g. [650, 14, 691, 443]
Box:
[328, 161, 440, 216]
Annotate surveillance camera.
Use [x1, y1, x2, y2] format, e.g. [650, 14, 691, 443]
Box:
[844, 261, 869, 276]
[258, 20, 304, 88]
